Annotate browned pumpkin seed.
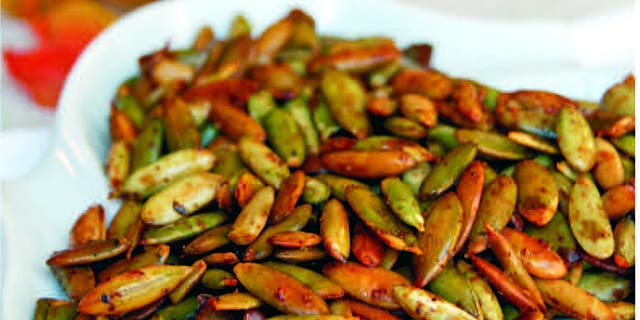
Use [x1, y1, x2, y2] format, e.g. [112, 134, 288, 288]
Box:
[535, 278, 615, 320]
[453, 161, 484, 254]
[569, 177, 614, 259]
[244, 204, 311, 261]
[203, 252, 239, 265]
[47, 238, 129, 267]
[593, 137, 625, 190]
[321, 149, 417, 179]
[268, 231, 322, 248]
[229, 186, 275, 245]
[324, 261, 411, 310]
[613, 217, 635, 268]
[168, 260, 207, 304]
[513, 159, 558, 226]
[320, 199, 351, 262]
[351, 223, 384, 268]
[235, 171, 267, 208]
[98, 244, 170, 283]
[70, 205, 106, 247]
[234, 263, 329, 315]
[602, 184, 635, 219]
[392, 285, 476, 320]
[271, 170, 306, 224]
[263, 261, 344, 299]
[78, 265, 192, 316]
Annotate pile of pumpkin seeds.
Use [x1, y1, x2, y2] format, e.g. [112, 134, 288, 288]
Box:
[35, 8, 635, 320]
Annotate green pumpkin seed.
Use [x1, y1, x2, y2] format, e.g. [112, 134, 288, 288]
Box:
[507, 131, 558, 154]
[610, 134, 635, 157]
[212, 148, 246, 187]
[418, 144, 477, 199]
[264, 262, 344, 299]
[613, 217, 635, 268]
[244, 204, 311, 261]
[313, 100, 340, 141]
[321, 69, 369, 138]
[345, 186, 419, 254]
[457, 260, 503, 320]
[199, 122, 217, 148]
[168, 260, 207, 304]
[106, 141, 131, 192]
[413, 192, 463, 287]
[427, 124, 459, 150]
[621, 157, 634, 183]
[378, 248, 400, 270]
[578, 272, 631, 302]
[238, 136, 290, 188]
[302, 176, 331, 204]
[122, 149, 215, 198]
[606, 301, 636, 320]
[164, 98, 200, 152]
[427, 263, 482, 318]
[200, 269, 237, 290]
[455, 129, 529, 160]
[601, 76, 635, 117]
[248, 90, 277, 122]
[116, 95, 145, 128]
[401, 162, 431, 195]
[285, 97, 321, 155]
[153, 296, 197, 320]
[264, 108, 307, 167]
[383, 116, 427, 140]
[315, 174, 367, 201]
[380, 177, 424, 231]
[468, 175, 517, 253]
[556, 107, 596, 172]
[142, 212, 227, 245]
[524, 212, 576, 254]
[107, 200, 142, 239]
[549, 168, 573, 214]
[329, 300, 353, 316]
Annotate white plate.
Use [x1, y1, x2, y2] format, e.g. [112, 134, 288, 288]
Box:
[0, 0, 633, 318]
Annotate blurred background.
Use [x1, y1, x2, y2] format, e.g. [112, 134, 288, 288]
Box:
[0, 0, 635, 179]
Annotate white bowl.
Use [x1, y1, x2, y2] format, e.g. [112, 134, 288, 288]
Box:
[0, 0, 632, 318]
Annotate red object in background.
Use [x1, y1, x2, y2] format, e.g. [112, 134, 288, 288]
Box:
[3, 0, 116, 108]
